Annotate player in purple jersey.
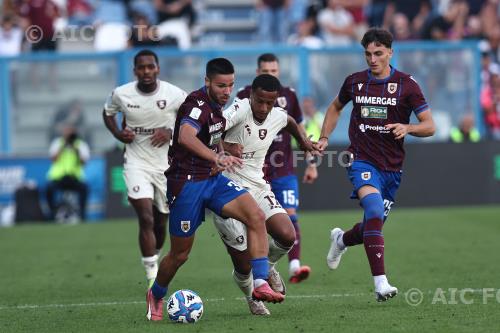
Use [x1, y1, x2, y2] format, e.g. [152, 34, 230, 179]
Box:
[318, 28, 435, 301]
[145, 58, 284, 322]
[237, 53, 317, 284]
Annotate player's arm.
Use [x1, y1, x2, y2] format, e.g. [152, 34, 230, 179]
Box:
[318, 97, 345, 151]
[102, 110, 135, 143]
[284, 115, 316, 153]
[386, 109, 435, 140]
[178, 123, 242, 171]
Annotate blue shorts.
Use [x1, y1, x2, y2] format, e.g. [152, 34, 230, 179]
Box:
[270, 174, 299, 210]
[167, 174, 247, 237]
[347, 160, 402, 219]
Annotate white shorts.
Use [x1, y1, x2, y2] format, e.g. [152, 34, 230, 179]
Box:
[123, 167, 169, 214]
[213, 187, 286, 251]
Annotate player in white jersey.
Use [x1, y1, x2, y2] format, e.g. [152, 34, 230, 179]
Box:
[102, 50, 187, 288]
[215, 74, 318, 315]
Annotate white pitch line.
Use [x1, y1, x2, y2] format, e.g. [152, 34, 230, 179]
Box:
[0, 293, 367, 311]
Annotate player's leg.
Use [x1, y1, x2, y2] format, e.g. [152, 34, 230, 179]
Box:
[212, 213, 270, 315]
[211, 176, 283, 303]
[45, 180, 61, 220]
[124, 168, 159, 286]
[271, 175, 309, 283]
[152, 173, 169, 255]
[147, 234, 195, 321]
[152, 205, 167, 254]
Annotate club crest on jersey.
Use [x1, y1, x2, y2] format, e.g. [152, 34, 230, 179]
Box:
[181, 220, 191, 233]
[388, 83, 398, 94]
[277, 97, 287, 108]
[133, 186, 140, 192]
[259, 129, 267, 140]
[361, 172, 371, 181]
[156, 100, 166, 109]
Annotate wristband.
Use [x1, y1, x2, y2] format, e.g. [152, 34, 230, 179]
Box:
[319, 136, 329, 141]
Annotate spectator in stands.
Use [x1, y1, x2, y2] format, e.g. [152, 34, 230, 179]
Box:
[19, 0, 60, 52]
[46, 125, 90, 221]
[287, 15, 323, 49]
[450, 113, 481, 143]
[49, 99, 91, 145]
[317, 0, 355, 46]
[154, 0, 195, 49]
[421, 0, 469, 40]
[256, 0, 290, 44]
[389, 12, 414, 41]
[129, 12, 162, 48]
[67, 0, 94, 27]
[366, 0, 390, 28]
[0, 14, 23, 56]
[384, 0, 432, 36]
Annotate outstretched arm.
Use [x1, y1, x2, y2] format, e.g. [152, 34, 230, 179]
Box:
[285, 116, 316, 152]
[317, 97, 345, 151]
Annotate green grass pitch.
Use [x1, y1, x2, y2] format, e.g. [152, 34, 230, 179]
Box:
[1, 206, 499, 333]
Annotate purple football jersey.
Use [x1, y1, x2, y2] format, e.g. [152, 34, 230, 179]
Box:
[165, 87, 226, 193]
[237, 85, 303, 180]
[338, 67, 429, 171]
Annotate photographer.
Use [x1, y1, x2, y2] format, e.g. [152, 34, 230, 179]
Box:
[46, 125, 90, 221]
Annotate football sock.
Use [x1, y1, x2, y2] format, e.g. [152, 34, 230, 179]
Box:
[151, 280, 167, 299]
[142, 254, 159, 281]
[289, 259, 300, 276]
[360, 193, 385, 276]
[342, 222, 363, 246]
[287, 214, 301, 261]
[250, 257, 269, 288]
[232, 270, 253, 299]
[268, 238, 292, 266]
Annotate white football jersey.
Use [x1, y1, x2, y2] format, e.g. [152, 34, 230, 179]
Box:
[104, 80, 187, 172]
[223, 98, 288, 189]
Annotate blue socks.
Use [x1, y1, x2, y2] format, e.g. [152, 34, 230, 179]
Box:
[151, 280, 167, 299]
[250, 257, 269, 280]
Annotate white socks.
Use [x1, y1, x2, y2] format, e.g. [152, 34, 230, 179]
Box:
[289, 259, 300, 276]
[374, 274, 388, 288]
[268, 238, 292, 265]
[233, 270, 253, 299]
[142, 254, 159, 281]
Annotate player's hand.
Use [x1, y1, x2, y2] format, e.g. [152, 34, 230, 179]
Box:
[299, 135, 320, 155]
[117, 127, 135, 143]
[315, 137, 329, 154]
[386, 123, 409, 140]
[223, 142, 243, 158]
[303, 164, 318, 184]
[151, 128, 172, 147]
[215, 153, 243, 173]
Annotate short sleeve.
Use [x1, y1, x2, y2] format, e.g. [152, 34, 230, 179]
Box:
[48, 138, 62, 157]
[337, 75, 352, 106]
[407, 76, 429, 115]
[180, 102, 209, 134]
[103, 90, 121, 116]
[77, 141, 90, 162]
[223, 98, 247, 131]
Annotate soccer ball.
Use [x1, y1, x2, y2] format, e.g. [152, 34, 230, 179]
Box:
[166, 289, 204, 323]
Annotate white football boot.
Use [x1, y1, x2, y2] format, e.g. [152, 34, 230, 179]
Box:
[247, 299, 271, 315]
[268, 266, 286, 295]
[326, 228, 347, 269]
[375, 280, 398, 302]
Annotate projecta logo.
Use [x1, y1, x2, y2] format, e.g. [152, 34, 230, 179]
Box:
[181, 220, 191, 233]
[360, 106, 387, 119]
[236, 235, 245, 244]
[361, 172, 371, 180]
[156, 100, 166, 109]
[358, 123, 390, 134]
[259, 129, 267, 140]
[133, 186, 140, 192]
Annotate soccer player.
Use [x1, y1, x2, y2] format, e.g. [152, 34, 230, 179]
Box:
[215, 74, 318, 315]
[318, 28, 435, 301]
[146, 58, 284, 322]
[237, 53, 317, 284]
[103, 49, 187, 288]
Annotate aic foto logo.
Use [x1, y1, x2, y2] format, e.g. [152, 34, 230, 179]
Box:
[358, 124, 390, 134]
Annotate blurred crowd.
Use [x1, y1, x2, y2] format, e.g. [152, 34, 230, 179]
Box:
[1, 0, 500, 139]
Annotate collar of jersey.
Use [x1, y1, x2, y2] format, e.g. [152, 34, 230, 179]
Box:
[201, 86, 223, 111]
[367, 65, 395, 83]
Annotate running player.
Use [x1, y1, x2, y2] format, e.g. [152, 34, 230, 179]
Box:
[216, 74, 317, 315]
[318, 28, 435, 301]
[237, 53, 317, 283]
[103, 49, 187, 288]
